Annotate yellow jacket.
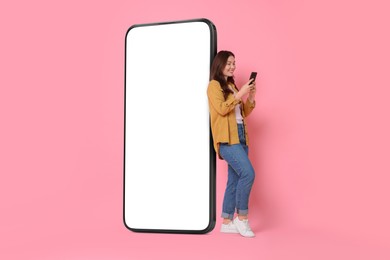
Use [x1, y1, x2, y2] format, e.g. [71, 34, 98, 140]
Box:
[207, 80, 256, 159]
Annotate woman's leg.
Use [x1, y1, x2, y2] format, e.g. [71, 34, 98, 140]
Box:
[235, 142, 255, 218]
[219, 143, 255, 218]
[221, 164, 239, 223]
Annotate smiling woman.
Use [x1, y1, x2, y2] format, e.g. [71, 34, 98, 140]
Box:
[207, 50, 257, 238]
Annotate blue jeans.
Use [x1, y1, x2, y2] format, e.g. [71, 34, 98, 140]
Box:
[219, 124, 255, 220]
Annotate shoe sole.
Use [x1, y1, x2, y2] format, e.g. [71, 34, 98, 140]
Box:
[220, 230, 240, 234]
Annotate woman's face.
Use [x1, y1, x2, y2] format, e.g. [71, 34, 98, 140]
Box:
[223, 55, 236, 78]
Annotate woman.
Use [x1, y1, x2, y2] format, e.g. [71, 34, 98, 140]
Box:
[207, 50, 257, 238]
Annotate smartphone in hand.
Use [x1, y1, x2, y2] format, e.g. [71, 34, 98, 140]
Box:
[249, 72, 257, 85]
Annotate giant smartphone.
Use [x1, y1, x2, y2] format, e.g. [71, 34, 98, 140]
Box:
[124, 19, 217, 233]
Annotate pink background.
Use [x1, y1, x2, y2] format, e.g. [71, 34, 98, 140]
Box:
[1, 0, 390, 259]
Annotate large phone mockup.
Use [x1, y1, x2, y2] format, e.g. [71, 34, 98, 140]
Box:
[124, 19, 217, 233]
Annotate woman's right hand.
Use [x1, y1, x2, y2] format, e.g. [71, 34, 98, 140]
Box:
[236, 80, 254, 100]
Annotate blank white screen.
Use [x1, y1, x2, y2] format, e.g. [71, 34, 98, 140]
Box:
[125, 21, 212, 231]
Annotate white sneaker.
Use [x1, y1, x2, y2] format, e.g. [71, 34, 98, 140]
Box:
[220, 221, 239, 234]
[233, 217, 255, 238]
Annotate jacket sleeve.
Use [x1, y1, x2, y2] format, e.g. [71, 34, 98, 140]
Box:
[207, 80, 241, 116]
[243, 99, 256, 117]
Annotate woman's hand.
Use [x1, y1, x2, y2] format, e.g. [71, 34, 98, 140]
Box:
[248, 81, 256, 103]
[236, 80, 255, 100]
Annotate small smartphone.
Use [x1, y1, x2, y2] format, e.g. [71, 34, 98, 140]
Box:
[249, 72, 257, 84]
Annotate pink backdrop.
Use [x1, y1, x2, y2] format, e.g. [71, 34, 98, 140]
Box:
[1, 0, 389, 259]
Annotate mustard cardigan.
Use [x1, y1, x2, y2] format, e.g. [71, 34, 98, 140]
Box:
[207, 80, 256, 159]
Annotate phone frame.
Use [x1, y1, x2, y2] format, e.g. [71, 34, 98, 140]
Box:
[123, 18, 217, 234]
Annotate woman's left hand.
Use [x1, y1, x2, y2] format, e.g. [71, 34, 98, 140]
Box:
[248, 81, 256, 102]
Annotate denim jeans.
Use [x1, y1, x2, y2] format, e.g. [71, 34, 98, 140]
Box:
[219, 124, 255, 220]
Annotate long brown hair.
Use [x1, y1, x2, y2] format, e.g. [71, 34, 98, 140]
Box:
[210, 50, 236, 100]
